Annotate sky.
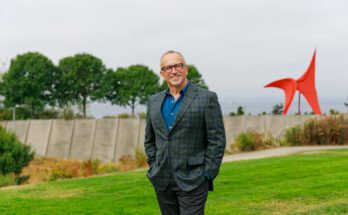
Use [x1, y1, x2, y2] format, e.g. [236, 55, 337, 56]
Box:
[0, 0, 347, 117]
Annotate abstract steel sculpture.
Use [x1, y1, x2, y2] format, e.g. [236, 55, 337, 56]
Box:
[264, 50, 321, 115]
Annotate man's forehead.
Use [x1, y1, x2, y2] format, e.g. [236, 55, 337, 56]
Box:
[161, 53, 184, 66]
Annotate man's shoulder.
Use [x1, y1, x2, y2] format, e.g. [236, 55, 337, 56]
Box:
[148, 90, 165, 103]
[190, 83, 217, 98]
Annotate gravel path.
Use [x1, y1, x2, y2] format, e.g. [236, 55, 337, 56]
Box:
[223, 145, 348, 163]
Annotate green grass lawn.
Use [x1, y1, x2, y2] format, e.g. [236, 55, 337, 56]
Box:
[1, 149, 348, 215]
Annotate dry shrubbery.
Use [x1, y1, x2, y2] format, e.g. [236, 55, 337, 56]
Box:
[232, 130, 279, 152]
[284, 114, 348, 146]
[21, 157, 119, 184]
[20, 149, 148, 185]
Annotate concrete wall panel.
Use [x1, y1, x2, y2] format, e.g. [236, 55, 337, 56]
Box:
[92, 118, 118, 162]
[26, 120, 52, 156]
[224, 116, 245, 145]
[114, 118, 139, 161]
[245, 116, 265, 133]
[46, 120, 75, 158]
[265, 116, 285, 138]
[5, 120, 29, 144]
[284, 115, 302, 130]
[69, 119, 96, 160]
[137, 119, 146, 154]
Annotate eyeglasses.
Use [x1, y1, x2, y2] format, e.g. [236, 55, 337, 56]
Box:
[161, 63, 185, 73]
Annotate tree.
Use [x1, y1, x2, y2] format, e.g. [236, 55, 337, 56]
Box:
[160, 64, 208, 90]
[58, 53, 107, 117]
[229, 105, 245, 116]
[0, 125, 34, 184]
[105, 65, 160, 117]
[272, 103, 283, 115]
[0, 52, 60, 117]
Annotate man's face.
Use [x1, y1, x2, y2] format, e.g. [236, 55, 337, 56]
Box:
[160, 53, 188, 88]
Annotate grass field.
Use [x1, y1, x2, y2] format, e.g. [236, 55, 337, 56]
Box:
[1, 149, 348, 215]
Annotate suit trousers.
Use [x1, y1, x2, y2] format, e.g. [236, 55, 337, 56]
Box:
[154, 176, 209, 215]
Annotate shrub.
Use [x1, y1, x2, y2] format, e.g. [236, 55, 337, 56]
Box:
[0, 125, 34, 184]
[135, 149, 147, 167]
[20, 157, 119, 183]
[0, 174, 16, 188]
[283, 115, 348, 146]
[39, 108, 59, 119]
[60, 107, 76, 120]
[283, 125, 303, 146]
[0, 107, 31, 120]
[118, 113, 131, 118]
[234, 130, 277, 151]
[138, 112, 146, 119]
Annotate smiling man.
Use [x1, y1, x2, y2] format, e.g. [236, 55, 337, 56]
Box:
[144, 50, 226, 215]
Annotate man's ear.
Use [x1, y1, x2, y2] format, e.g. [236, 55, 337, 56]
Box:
[160, 71, 165, 79]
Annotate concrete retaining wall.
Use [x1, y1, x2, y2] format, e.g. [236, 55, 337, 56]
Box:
[1, 115, 323, 162]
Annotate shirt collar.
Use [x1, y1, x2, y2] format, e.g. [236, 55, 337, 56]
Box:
[165, 81, 189, 96]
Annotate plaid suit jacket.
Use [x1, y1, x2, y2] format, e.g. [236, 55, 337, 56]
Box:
[144, 83, 226, 192]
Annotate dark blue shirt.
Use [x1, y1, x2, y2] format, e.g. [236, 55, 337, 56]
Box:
[161, 82, 189, 131]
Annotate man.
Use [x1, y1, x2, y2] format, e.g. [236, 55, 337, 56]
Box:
[145, 50, 226, 215]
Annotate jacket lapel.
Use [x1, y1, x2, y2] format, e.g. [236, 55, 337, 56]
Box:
[153, 90, 168, 133]
[169, 83, 197, 134]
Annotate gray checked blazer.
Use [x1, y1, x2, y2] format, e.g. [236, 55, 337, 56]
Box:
[144, 82, 226, 192]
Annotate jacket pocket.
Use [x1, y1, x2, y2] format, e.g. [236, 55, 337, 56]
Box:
[187, 155, 205, 166]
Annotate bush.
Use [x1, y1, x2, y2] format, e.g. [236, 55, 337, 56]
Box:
[138, 112, 146, 119]
[118, 113, 131, 118]
[283, 125, 303, 146]
[39, 108, 59, 119]
[135, 149, 147, 167]
[0, 107, 32, 120]
[234, 130, 277, 151]
[0, 125, 34, 184]
[283, 115, 348, 146]
[0, 174, 16, 188]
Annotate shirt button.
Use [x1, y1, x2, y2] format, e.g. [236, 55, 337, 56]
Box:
[169, 126, 172, 129]
[171, 113, 173, 115]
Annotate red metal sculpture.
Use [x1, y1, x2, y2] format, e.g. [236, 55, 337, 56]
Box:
[264, 50, 321, 115]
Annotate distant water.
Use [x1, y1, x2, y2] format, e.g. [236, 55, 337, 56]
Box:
[90, 97, 347, 118]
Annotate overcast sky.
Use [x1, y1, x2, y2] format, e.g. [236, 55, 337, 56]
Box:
[0, 0, 347, 116]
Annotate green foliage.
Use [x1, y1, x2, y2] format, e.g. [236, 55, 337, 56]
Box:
[272, 103, 283, 115]
[105, 65, 160, 117]
[160, 64, 208, 90]
[117, 113, 131, 118]
[283, 115, 348, 145]
[230, 105, 245, 116]
[0, 173, 16, 188]
[283, 125, 303, 146]
[58, 53, 107, 117]
[0, 52, 60, 117]
[0, 107, 32, 120]
[138, 112, 146, 119]
[38, 108, 59, 119]
[135, 149, 147, 168]
[0, 126, 34, 183]
[329, 108, 340, 115]
[234, 130, 276, 151]
[60, 107, 77, 120]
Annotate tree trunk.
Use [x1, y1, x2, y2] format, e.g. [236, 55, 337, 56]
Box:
[83, 96, 86, 117]
[131, 103, 135, 117]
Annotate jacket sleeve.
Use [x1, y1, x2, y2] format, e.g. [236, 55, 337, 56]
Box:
[144, 100, 157, 167]
[204, 92, 226, 179]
